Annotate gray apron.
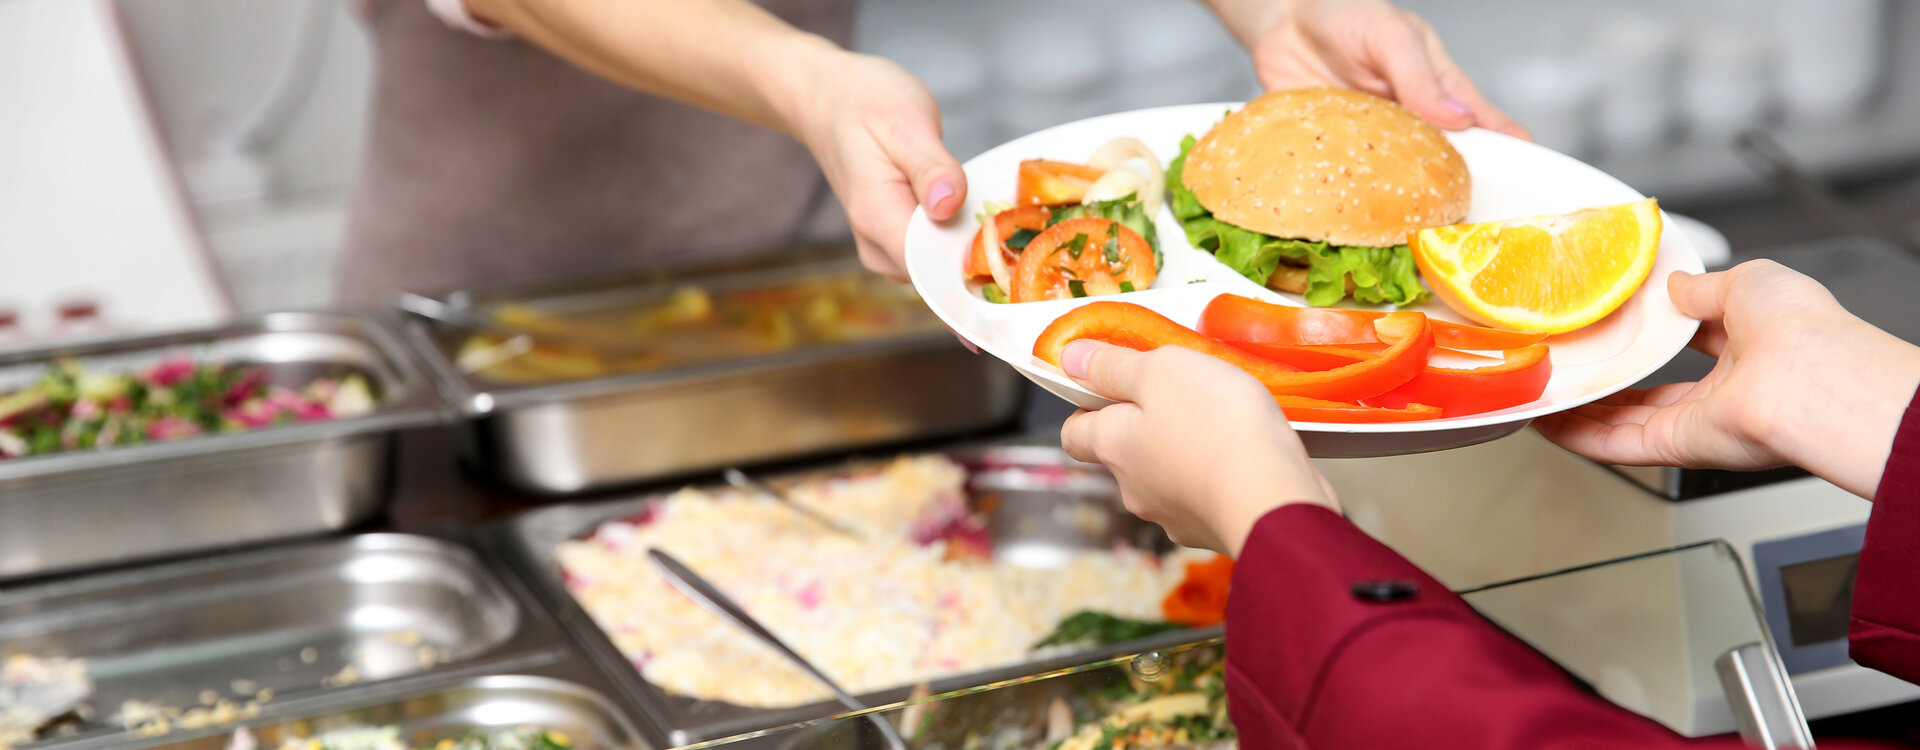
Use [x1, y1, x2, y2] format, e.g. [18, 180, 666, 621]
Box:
[336, 0, 853, 307]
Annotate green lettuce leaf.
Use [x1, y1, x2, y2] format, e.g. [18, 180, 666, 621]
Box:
[1033, 610, 1184, 650]
[1166, 135, 1430, 307]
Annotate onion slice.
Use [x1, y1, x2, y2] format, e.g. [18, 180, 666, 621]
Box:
[1085, 136, 1165, 214]
[1081, 168, 1147, 205]
[979, 209, 1014, 298]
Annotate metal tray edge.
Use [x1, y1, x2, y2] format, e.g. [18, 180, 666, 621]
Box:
[14, 532, 599, 750]
[402, 316, 967, 417]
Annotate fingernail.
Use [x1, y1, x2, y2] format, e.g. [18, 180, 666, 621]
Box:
[1062, 340, 1097, 378]
[927, 180, 956, 213]
[942, 323, 980, 353]
[1442, 97, 1473, 118]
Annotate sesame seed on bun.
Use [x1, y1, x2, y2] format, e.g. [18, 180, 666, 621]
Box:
[1181, 87, 1471, 249]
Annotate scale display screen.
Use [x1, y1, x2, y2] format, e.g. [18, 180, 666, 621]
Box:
[1778, 552, 1860, 646]
[1755, 524, 1868, 674]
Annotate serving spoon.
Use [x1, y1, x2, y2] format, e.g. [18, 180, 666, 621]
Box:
[647, 550, 908, 750]
[723, 468, 865, 540]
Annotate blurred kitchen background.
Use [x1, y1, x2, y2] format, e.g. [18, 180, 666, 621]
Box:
[11, 2, 1920, 740]
[2, 0, 1918, 341]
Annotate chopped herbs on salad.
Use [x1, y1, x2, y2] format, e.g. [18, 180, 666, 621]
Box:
[1049, 651, 1235, 750]
[974, 198, 1162, 304]
[1034, 611, 1187, 651]
[0, 357, 376, 460]
[969, 139, 1166, 303]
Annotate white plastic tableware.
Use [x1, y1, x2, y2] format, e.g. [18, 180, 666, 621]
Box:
[905, 103, 1703, 457]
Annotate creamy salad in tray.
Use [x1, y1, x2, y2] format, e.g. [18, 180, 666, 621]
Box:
[555, 455, 1228, 709]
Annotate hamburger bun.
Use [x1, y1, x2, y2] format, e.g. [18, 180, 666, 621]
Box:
[1182, 87, 1471, 248]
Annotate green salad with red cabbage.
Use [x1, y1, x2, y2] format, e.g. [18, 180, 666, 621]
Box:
[0, 357, 375, 460]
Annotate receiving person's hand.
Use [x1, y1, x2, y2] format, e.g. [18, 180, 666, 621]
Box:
[1534, 260, 1920, 499]
[782, 49, 966, 281]
[1207, 0, 1528, 140]
[1055, 340, 1338, 557]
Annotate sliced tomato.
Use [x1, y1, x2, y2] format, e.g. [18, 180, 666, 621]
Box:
[1016, 160, 1107, 206]
[1366, 344, 1552, 416]
[966, 206, 1051, 280]
[1200, 294, 1548, 350]
[1011, 218, 1157, 302]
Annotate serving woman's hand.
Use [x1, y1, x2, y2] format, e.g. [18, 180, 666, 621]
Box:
[1205, 0, 1528, 140]
[779, 47, 967, 281]
[1534, 260, 1920, 499]
[1056, 341, 1338, 557]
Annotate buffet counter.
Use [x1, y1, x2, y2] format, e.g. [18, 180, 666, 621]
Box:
[0, 236, 1895, 749]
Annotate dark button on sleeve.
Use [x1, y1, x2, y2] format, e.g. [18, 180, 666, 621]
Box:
[1351, 579, 1419, 602]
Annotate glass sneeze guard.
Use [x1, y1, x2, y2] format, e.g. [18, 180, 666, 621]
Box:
[690, 541, 1809, 750]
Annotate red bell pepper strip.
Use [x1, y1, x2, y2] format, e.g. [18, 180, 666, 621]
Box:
[1032, 301, 1437, 404]
[1239, 342, 1551, 417]
[1365, 344, 1552, 416]
[1199, 293, 1548, 351]
[1231, 343, 1501, 372]
[1229, 342, 1382, 371]
[1273, 395, 1443, 423]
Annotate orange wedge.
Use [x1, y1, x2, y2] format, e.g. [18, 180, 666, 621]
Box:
[1411, 198, 1662, 333]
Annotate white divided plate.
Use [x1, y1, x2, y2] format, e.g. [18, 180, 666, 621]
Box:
[905, 103, 1703, 457]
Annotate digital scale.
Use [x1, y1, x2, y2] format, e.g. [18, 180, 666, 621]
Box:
[1324, 237, 1920, 735]
[1619, 462, 1914, 722]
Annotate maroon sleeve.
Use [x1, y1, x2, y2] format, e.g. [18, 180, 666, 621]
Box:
[1223, 504, 1888, 749]
[1849, 386, 1920, 680]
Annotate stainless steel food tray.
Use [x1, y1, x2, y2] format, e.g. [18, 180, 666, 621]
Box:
[0, 312, 443, 578]
[117, 675, 647, 750]
[498, 442, 1219, 747]
[401, 249, 1024, 494]
[0, 534, 563, 747]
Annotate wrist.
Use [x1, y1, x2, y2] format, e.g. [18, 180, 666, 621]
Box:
[756, 33, 849, 146]
[1759, 315, 1920, 498]
[1216, 478, 1339, 558]
[1201, 0, 1302, 49]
